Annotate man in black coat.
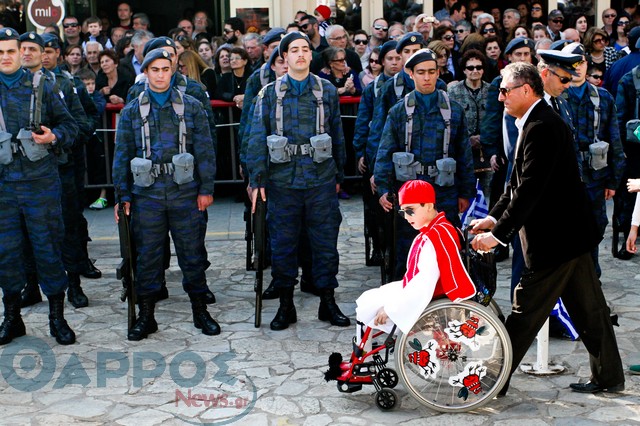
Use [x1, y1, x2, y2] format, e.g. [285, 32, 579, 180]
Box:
[470, 62, 624, 395]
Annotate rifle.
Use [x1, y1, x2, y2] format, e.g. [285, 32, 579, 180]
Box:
[244, 205, 254, 271]
[253, 192, 267, 328]
[380, 191, 397, 284]
[116, 204, 136, 331]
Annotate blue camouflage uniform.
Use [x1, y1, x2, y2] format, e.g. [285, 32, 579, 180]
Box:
[563, 82, 625, 275]
[0, 68, 78, 296]
[353, 73, 390, 167]
[374, 89, 475, 279]
[112, 88, 216, 296]
[614, 68, 640, 244]
[239, 64, 273, 169]
[246, 74, 345, 290]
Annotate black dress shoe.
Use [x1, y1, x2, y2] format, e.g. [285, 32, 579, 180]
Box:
[569, 381, 624, 393]
[81, 259, 102, 279]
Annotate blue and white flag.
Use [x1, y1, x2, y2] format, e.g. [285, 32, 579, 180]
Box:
[551, 298, 579, 340]
[461, 179, 489, 228]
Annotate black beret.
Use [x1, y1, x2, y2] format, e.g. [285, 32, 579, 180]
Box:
[404, 48, 437, 70]
[278, 32, 311, 57]
[538, 49, 582, 76]
[143, 36, 176, 57]
[19, 31, 44, 48]
[550, 39, 572, 51]
[379, 40, 398, 62]
[262, 28, 285, 46]
[504, 37, 533, 55]
[41, 33, 60, 49]
[396, 32, 424, 53]
[141, 48, 172, 71]
[0, 28, 19, 41]
[267, 46, 281, 68]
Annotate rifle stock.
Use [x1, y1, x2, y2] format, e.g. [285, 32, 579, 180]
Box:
[116, 205, 137, 331]
[253, 194, 267, 328]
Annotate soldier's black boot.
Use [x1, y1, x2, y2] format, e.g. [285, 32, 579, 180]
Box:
[67, 272, 89, 308]
[157, 278, 169, 301]
[300, 273, 320, 296]
[204, 288, 216, 304]
[318, 288, 351, 327]
[262, 279, 279, 300]
[128, 295, 158, 341]
[270, 287, 296, 330]
[48, 293, 76, 345]
[190, 293, 221, 335]
[0, 293, 26, 345]
[20, 273, 42, 308]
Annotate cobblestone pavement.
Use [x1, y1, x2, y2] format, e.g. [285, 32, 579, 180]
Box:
[1, 195, 639, 425]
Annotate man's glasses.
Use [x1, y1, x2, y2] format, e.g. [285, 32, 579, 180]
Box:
[223, 28, 234, 34]
[589, 73, 603, 80]
[498, 84, 524, 96]
[482, 28, 496, 34]
[442, 35, 455, 41]
[551, 18, 564, 23]
[455, 29, 467, 34]
[604, 13, 617, 19]
[330, 34, 347, 41]
[373, 25, 389, 31]
[63, 23, 79, 28]
[549, 68, 572, 84]
[331, 57, 346, 63]
[300, 23, 310, 29]
[354, 39, 368, 45]
[398, 207, 416, 218]
[465, 65, 483, 71]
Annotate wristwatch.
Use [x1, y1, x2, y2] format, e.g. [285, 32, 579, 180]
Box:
[50, 135, 57, 146]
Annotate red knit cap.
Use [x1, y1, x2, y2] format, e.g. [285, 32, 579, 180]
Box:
[315, 5, 331, 20]
[398, 180, 436, 205]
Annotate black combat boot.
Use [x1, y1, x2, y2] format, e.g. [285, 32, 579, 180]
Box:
[0, 293, 26, 345]
[204, 288, 216, 304]
[128, 294, 158, 341]
[20, 273, 42, 308]
[270, 287, 296, 330]
[157, 278, 169, 301]
[262, 279, 279, 300]
[48, 293, 76, 345]
[318, 288, 351, 327]
[300, 274, 320, 296]
[67, 272, 89, 308]
[190, 293, 221, 335]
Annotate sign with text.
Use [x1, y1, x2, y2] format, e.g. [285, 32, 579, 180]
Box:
[27, 0, 65, 30]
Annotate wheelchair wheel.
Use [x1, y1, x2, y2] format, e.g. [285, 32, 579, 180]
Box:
[377, 368, 399, 388]
[375, 388, 398, 411]
[395, 299, 512, 413]
[488, 298, 506, 323]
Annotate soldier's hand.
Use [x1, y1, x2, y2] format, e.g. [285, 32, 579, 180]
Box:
[114, 202, 130, 223]
[604, 188, 615, 200]
[197, 195, 213, 211]
[251, 187, 266, 214]
[32, 125, 55, 144]
[370, 175, 377, 194]
[469, 217, 494, 234]
[357, 157, 367, 174]
[469, 135, 481, 148]
[379, 192, 393, 212]
[490, 155, 500, 171]
[458, 197, 470, 213]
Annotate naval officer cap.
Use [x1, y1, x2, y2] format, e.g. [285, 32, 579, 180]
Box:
[504, 37, 533, 55]
[41, 33, 60, 49]
[396, 32, 424, 53]
[262, 27, 285, 46]
[560, 42, 586, 57]
[143, 36, 176, 57]
[278, 32, 312, 57]
[404, 48, 438, 70]
[550, 39, 572, 51]
[141, 48, 172, 71]
[379, 40, 398, 62]
[537, 49, 582, 76]
[19, 31, 44, 48]
[0, 28, 19, 42]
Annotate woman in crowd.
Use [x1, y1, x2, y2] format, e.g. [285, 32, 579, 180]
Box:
[571, 13, 590, 41]
[179, 50, 216, 99]
[353, 29, 370, 70]
[478, 22, 498, 39]
[214, 47, 250, 119]
[95, 50, 134, 104]
[428, 40, 454, 84]
[197, 38, 215, 68]
[214, 45, 232, 81]
[433, 26, 459, 78]
[530, 1, 546, 25]
[63, 45, 84, 75]
[359, 46, 381, 88]
[319, 47, 362, 96]
[175, 35, 195, 56]
[584, 27, 619, 71]
[114, 35, 133, 60]
[612, 14, 631, 51]
[507, 24, 532, 44]
[484, 36, 506, 71]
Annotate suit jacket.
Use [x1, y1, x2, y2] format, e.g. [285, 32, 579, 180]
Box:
[490, 100, 601, 271]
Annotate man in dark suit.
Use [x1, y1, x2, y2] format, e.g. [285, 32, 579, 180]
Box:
[470, 62, 624, 395]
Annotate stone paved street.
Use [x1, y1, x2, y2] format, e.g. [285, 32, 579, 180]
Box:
[1, 195, 639, 425]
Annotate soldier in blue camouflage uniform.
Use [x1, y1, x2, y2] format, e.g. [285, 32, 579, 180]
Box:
[352, 41, 400, 267]
[561, 42, 625, 276]
[374, 49, 475, 280]
[247, 32, 350, 331]
[615, 62, 640, 260]
[0, 28, 78, 345]
[126, 36, 216, 304]
[113, 49, 220, 341]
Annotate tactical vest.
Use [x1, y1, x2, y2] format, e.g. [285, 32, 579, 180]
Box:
[625, 66, 640, 143]
[584, 84, 609, 171]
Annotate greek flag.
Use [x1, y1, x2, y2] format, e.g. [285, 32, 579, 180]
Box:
[461, 180, 489, 228]
[551, 298, 579, 340]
